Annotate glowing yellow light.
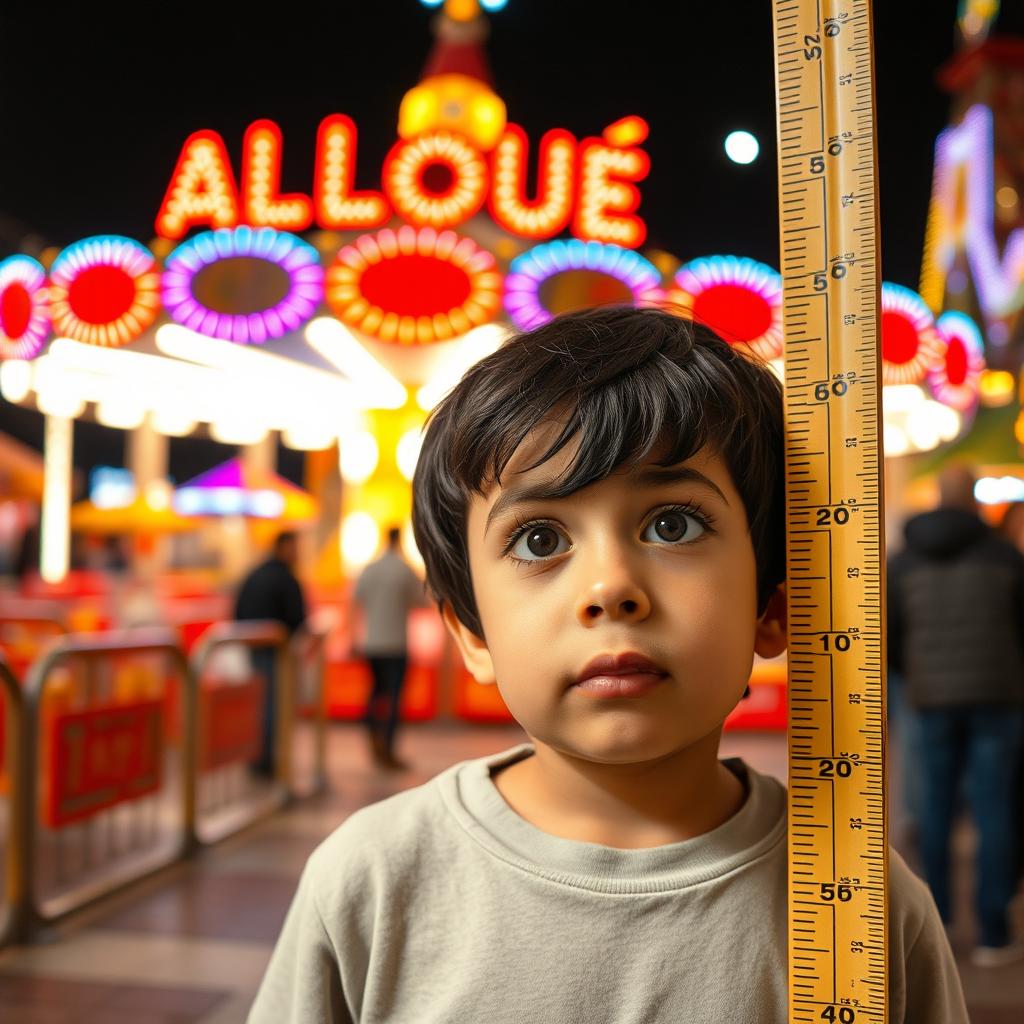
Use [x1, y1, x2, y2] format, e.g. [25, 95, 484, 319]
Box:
[144, 479, 172, 511]
[0, 359, 32, 402]
[41, 414, 72, 583]
[339, 430, 379, 484]
[399, 74, 507, 151]
[209, 418, 268, 446]
[96, 398, 147, 430]
[996, 185, 1018, 210]
[282, 423, 337, 451]
[342, 511, 380, 571]
[304, 318, 407, 408]
[396, 428, 424, 481]
[151, 406, 198, 437]
[884, 423, 910, 457]
[979, 369, 1015, 406]
[1016, 410, 1024, 447]
[882, 383, 927, 413]
[602, 116, 650, 148]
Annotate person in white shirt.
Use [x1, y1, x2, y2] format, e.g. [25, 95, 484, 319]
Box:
[353, 526, 429, 770]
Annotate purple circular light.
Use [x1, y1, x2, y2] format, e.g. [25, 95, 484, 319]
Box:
[504, 240, 664, 331]
[0, 255, 50, 359]
[161, 226, 324, 344]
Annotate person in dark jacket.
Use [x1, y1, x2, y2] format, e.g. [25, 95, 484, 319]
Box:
[888, 464, 1024, 966]
[234, 532, 308, 776]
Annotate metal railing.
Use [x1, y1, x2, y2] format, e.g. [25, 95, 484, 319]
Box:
[190, 621, 290, 846]
[20, 629, 192, 932]
[288, 624, 328, 799]
[0, 616, 327, 945]
[0, 653, 24, 947]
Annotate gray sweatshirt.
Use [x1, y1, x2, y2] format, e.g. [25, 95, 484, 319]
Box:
[248, 743, 968, 1023]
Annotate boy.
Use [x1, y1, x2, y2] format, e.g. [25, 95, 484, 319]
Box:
[249, 307, 968, 1022]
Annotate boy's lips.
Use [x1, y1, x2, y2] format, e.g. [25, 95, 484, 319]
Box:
[573, 651, 667, 686]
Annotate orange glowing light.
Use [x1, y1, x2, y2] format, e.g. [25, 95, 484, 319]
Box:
[156, 130, 240, 240]
[314, 114, 390, 230]
[488, 125, 576, 239]
[326, 225, 501, 345]
[382, 130, 488, 229]
[242, 120, 314, 232]
[573, 129, 650, 248]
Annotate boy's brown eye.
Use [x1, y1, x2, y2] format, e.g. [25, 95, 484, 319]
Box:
[645, 511, 704, 544]
[525, 527, 561, 557]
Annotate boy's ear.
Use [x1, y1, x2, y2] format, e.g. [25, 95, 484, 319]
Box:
[754, 582, 788, 659]
[441, 601, 496, 686]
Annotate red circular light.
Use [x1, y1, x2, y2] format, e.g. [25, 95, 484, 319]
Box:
[0, 283, 31, 338]
[361, 254, 472, 317]
[691, 284, 773, 343]
[945, 335, 968, 387]
[326, 226, 501, 345]
[881, 311, 921, 365]
[68, 265, 137, 324]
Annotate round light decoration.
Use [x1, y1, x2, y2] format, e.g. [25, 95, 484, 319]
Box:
[880, 283, 944, 386]
[383, 130, 488, 228]
[668, 255, 783, 360]
[326, 225, 501, 345]
[928, 310, 985, 411]
[48, 236, 160, 347]
[162, 226, 324, 344]
[724, 131, 760, 165]
[504, 240, 664, 331]
[0, 255, 50, 359]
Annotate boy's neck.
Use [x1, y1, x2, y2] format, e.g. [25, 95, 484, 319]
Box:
[491, 729, 747, 849]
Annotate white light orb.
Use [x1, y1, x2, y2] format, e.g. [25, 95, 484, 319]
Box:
[725, 130, 759, 165]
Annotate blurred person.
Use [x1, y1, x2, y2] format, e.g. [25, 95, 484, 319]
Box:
[352, 526, 429, 771]
[888, 464, 1024, 965]
[234, 531, 307, 776]
[1000, 499, 1024, 885]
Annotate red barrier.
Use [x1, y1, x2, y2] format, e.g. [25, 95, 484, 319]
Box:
[199, 677, 263, 771]
[46, 700, 164, 828]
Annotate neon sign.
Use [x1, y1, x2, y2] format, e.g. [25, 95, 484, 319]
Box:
[156, 116, 650, 244]
[920, 104, 1024, 341]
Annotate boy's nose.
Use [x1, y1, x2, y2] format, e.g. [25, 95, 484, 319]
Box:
[575, 576, 652, 626]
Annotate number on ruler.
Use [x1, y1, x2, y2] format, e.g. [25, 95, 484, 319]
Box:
[816, 506, 852, 525]
[821, 1008, 856, 1023]
[814, 372, 856, 401]
[820, 632, 853, 652]
[819, 758, 856, 778]
[824, 11, 849, 38]
[820, 882, 854, 901]
[803, 33, 822, 60]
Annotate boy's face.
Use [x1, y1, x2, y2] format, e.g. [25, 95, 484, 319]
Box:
[443, 419, 787, 766]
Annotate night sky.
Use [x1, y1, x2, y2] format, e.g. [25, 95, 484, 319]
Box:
[0, 0, 1019, 484]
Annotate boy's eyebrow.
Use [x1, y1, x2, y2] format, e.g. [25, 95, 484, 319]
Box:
[483, 465, 730, 538]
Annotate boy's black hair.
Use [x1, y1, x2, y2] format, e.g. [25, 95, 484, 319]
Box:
[412, 306, 785, 639]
